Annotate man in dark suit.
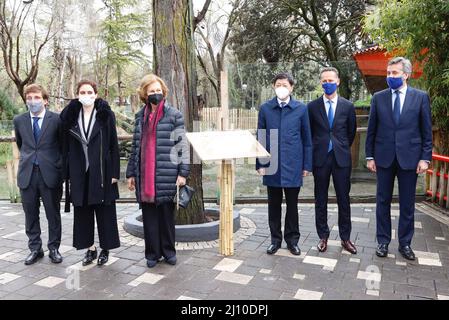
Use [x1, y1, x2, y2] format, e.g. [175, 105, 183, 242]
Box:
[308, 67, 357, 254]
[13, 84, 63, 265]
[366, 57, 432, 260]
[256, 73, 313, 256]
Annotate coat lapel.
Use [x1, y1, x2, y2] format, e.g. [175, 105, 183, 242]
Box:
[399, 87, 415, 125]
[318, 97, 330, 129]
[385, 90, 395, 125]
[89, 120, 101, 142]
[23, 112, 36, 147]
[334, 97, 345, 125]
[37, 111, 51, 146]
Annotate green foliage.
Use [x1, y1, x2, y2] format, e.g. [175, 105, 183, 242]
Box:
[354, 97, 371, 108]
[0, 89, 20, 120]
[364, 0, 449, 153]
[230, 0, 372, 99]
[100, 0, 150, 95]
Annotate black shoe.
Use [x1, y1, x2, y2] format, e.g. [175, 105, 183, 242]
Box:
[266, 244, 280, 255]
[24, 249, 44, 265]
[82, 248, 97, 266]
[398, 246, 416, 261]
[147, 259, 157, 268]
[97, 250, 109, 266]
[49, 249, 63, 264]
[376, 244, 389, 258]
[165, 256, 177, 266]
[287, 244, 301, 256]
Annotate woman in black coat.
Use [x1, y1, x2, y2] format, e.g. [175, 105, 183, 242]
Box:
[126, 74, 190, 268]
[61, 80, 121, 266]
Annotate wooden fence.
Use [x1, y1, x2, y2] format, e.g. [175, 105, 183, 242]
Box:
[199, 108, 258, 131]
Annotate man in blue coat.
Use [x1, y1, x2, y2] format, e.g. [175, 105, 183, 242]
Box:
[365, 57, 432, 260]
[256, 73, 313, 256]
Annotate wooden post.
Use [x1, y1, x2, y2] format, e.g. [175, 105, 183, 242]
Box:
[219, 159, 234, 256]
[6, 160, 17, 202]
[7, 130, 20, 202]
[217, 69, 230, 204]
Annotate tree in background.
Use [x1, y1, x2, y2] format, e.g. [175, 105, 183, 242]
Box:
[195, 0, 241, 108]
[230, 0, 374, 99]
[0, 0, 57, 103]
[364, 0, 449, 154]
[101, 0, 149, 105]
[153, 0, 211, 224]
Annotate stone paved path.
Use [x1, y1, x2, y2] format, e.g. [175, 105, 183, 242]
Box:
[0, 201, 449, 300]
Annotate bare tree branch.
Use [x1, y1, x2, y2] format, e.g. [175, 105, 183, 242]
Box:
[193, 0, 212, 30]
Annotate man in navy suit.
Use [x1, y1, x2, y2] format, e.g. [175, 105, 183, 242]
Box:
[365, 57, 432, 260]
[14, 84, 63, 265]
[256, 73, 313, 256]
[308, 67, 357, 254]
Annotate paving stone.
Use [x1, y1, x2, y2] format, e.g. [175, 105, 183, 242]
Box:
[0, 202, 449, 300]
[294, 288, 323, 300]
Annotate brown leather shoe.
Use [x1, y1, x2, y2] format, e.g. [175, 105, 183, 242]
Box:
[341, 240, 357, 254]
[317, 239, 328, 252]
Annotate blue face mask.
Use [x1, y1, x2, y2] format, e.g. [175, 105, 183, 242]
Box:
[27, 101, 44, 114]
[386, 76, 404, 90]
[322, 82, 338, 95]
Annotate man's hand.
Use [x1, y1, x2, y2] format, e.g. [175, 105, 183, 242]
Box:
[367, 160, 376, 173]
[176, 176, 187, 186]
[127, 177, 135, 191]
[111, 178, 118, 184]
[303, 170, 309, 177]
[416, 160, 429, 174]
[257, 168, 266, 176]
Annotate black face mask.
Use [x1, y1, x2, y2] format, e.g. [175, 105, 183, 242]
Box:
[147, 93, 164, 106]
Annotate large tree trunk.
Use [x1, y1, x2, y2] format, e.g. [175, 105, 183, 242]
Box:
[153, 0, 205, 224]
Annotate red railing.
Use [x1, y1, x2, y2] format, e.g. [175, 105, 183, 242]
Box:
[426, 153, 449, 209]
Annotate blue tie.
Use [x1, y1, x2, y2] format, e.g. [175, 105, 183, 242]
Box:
[280, 102, 286, 108]
[33, 117, 41, 143]
[32, 117, 41, 165]
[327, 101, 334, 152]
[393, 90, 401, 125]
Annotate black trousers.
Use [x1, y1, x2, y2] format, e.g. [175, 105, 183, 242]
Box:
[20, 166, 62, 251]
[313, 151, 352, 241]
[73, 171, 120, 250]
[141, 202, 176, 261]
[267, 186, 301, 247]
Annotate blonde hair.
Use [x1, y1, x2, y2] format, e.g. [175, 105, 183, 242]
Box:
[137, 74, 169, 103]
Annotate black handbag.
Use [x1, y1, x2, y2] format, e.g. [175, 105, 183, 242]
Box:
[176, 184, 195, 209]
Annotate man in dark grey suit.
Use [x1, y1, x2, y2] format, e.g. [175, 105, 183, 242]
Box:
[14, 84, 63, 265]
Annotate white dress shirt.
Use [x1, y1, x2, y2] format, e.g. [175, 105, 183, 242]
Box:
[323, 94, 338, 118]
[277, 96, 291, 108]
[30, 107, 46, 130]
[391, 85, 407, 113]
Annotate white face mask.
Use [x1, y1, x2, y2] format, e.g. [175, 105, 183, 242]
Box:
[275, 86, 290, 100]
[79, 96, 96, 107]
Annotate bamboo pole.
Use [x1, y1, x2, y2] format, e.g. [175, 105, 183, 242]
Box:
[219, 159, 234, 255]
